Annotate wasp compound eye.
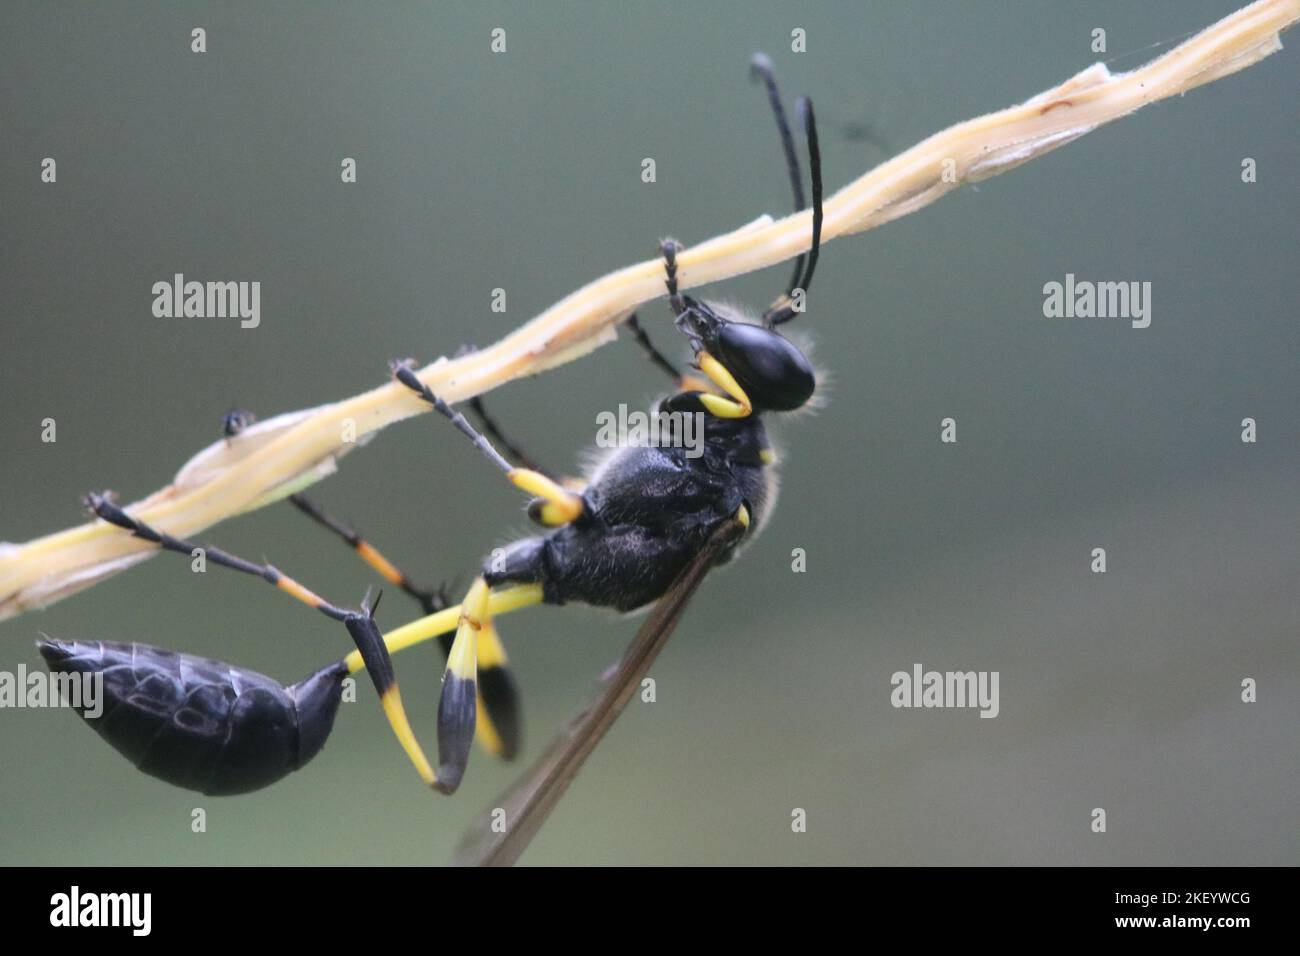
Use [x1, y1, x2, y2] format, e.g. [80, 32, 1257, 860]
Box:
[712, 322, 816, 411]
[38, 638, 346, 796]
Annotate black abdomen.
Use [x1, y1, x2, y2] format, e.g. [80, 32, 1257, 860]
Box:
[38, 639, 345, 796]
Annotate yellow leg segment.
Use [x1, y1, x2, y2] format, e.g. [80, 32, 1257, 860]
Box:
[473, 621, 512, 764]
[344, 583, 543, 674]
[354, 541, 406, 587]
[380, 686, 437, 787]
[433, 577, 491, 794]
[509, 468, 584, 525]
[445, 578, 487, 681]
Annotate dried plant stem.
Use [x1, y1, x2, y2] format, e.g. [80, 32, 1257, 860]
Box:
[3, 0, 1296, 621]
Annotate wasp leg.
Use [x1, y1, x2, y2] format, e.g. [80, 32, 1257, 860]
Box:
[343, 583, 542, 670]
[86, 492, 352, 622]
[432, 577, 492, 794]
[289, 492, 522, 760]
[471, 618, 521, 760]
[287, 493, 447, 614]
[470, 396, 585, 494]
[625, 311, 716, 396]
[659, 236, 755, 418]
[341, 593, 446, 791]
[624, 312, 682, 381]
[660, 239, 743, 411]
[660, 238, 688, 317]
[217, 408, 443, 610]
[469, 393, 584, 492]
[391, 361, 584, 526]
[449, 344, 559, 479]
[468, 396, 551, 477]
[334, 581, 544, 788]
[658, 241, 738, 403]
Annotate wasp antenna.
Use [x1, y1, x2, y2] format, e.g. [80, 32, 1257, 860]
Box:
[750, 52, 807, 296]
[779, 94, 823, 323]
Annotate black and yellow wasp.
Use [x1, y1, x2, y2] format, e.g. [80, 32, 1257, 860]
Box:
[39, 55, 825, 831]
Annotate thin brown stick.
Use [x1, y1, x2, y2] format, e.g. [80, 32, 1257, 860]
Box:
[453, 517, 747, 867]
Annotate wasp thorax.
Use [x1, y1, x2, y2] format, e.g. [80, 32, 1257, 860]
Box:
[711, 321, 816, 412]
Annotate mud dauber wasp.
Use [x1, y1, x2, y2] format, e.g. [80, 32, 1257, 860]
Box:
[38, 54, 825, 845]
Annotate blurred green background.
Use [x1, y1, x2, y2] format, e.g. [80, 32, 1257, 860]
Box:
[1, 1, 1296, 865]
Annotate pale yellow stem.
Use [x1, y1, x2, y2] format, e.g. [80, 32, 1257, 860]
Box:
[3, 0, 1297, 621]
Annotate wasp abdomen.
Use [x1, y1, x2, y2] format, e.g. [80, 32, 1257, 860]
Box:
[38, 639, 346, 796]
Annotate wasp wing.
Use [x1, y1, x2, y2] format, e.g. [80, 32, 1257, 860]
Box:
[453, 516, 746, 867]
